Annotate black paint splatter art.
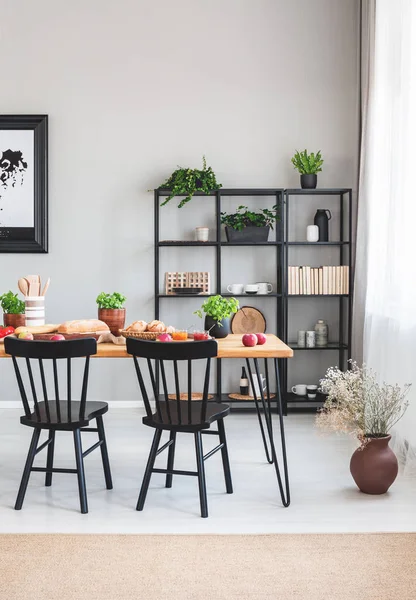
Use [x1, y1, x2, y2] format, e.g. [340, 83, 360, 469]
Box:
[0, 149, 28, 223]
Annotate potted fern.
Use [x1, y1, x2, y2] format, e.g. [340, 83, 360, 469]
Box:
[220, 205, 280, 243]
[291, 149, 324, 189]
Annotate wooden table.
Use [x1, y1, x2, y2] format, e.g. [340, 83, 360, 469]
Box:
[0, 334, 293, 507]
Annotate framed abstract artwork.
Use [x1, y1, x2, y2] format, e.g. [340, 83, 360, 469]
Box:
[0, 115, 48, 253]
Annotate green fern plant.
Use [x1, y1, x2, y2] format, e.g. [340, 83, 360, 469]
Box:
[158, 156, 222, 208]
[291, 150, 324, 175]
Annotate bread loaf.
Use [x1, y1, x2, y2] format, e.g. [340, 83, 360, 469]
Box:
[58, 320, 110, 334]
[126, 320, 147, 333]
[15, 324, 60, 335]
[147, 320, 166, 333]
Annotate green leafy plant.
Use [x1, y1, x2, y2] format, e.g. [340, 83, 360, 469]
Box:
[291, 149, 324, 175]
[96, 292, 127, 310]
[194, 295, 239, 324]
[158, 156, 222, 208]
[0, 291, 25, 314]
[220, 205, 279, 231]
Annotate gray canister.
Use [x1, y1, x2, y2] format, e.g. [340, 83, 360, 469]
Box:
[315, 319, 328, 347]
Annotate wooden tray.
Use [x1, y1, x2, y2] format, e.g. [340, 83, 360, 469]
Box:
[228, 392, 276, 401]
[231, 306, 266, 334]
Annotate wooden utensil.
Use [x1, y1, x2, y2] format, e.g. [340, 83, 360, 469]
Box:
[231, 306, 267, 334]
[26, 275, 40, 296]
[18, 278, 29, 296]
[41, 277, 50, 296]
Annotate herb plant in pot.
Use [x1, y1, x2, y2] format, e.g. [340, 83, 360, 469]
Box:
[0, 291, 25, 328]
[316, 362, 410, 495]
[291, 149, 324, 189]
[158, 156, 222, 208]
[96, 292, 127, 336]
[194, 295, 239, 339]
[220, 205, 280, 243]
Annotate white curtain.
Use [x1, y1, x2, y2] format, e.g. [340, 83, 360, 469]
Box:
[356, 0, 416, 472]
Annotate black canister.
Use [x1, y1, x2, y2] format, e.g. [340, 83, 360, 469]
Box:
[314, 209, 332, 242]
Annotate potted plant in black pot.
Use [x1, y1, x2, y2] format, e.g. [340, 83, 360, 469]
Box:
[194, 295, 239, 339]
[291, 149, 324, 189]
[220, 205, 280, 243]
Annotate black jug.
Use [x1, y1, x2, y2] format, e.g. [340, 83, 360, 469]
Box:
[314, 209, 332, 242]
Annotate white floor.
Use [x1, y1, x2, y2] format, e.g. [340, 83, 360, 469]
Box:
[0, 408, 415, 534]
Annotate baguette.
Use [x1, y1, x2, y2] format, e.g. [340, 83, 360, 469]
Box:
[15, 324, 60, 335]
[58, 319, 110, 334]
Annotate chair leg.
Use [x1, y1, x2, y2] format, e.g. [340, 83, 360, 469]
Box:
[15, 428, 41, 510]
[73, 428, 88, 514]
[217, 418, 233, 494]
[194, 432, 208, 518]
[45, 430, 55, 487]
[165, 431, 177, 488]
[136, 429, 162, 511]
[96, 415, 113, 490]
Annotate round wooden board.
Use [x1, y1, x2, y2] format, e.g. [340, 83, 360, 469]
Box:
[167, 393, 214, 401]
[228, 393, 276, 401]
[231, 306, 266, 334]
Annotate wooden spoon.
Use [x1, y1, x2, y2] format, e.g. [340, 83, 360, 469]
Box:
[41, 277, 50, 297]
[18, 278, 29, 297]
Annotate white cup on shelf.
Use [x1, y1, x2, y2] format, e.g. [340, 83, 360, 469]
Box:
[249, 373, 267, 398]
[244, 284, 259, 294]
[195, 227, 209, 242]
[227, 283, 244, 294]
[306, 225, 319, 242]
[256, 282, 273, 294]
[291, 384, 307, 396]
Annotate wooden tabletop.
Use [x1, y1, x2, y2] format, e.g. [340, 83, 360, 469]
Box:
[0, 334, 293, 359]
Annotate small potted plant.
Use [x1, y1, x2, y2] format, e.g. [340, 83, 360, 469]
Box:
[220, 205, 280, 243]
[291, 149, 324, 189]
[316, 361, 410, 495]
[96, 292, 127, 336]
[194, 295, 239, 339]
[0, 291, 25, 328]
[158, 155, 222, 208]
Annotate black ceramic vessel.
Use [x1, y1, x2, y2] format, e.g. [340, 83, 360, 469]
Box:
[204, 316, 230, 339]
[225, 226, 270, 243]
[314, 209, 332, 241]
[300, 174, 317, 189]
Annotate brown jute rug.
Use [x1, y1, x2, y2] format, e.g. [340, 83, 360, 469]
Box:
[0, 533, 415, 600]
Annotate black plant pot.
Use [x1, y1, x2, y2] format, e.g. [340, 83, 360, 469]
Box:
[204, 316, 230, 339]
[225, 225, 270, 243]
[300, 174, 317, 189]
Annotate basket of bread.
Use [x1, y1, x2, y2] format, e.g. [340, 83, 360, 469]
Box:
[120, 320, 175, 340]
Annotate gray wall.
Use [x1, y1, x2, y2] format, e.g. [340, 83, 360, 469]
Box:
[0, 0, 359, 401]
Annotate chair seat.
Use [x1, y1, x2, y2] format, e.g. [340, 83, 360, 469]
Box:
[20, 400, 108, 430]
[143, 401, 230, 432]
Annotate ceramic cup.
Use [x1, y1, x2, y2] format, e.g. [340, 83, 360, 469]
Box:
[297, 330, 306, 347]
[256, 282, 273, 295]
[25, 296, 45, 326]
[249, 373, 267, 398]
[306, 330, 316, 348]
[291, 384, 307, 396]
[307, 385, 318, 399]
[306, 225, 319, 242]
[244, 284, 259, 295]
[227, 283, 244, 294]
[195, 227, 209, 242]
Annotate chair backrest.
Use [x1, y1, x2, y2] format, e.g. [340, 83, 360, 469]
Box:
[126, 338, 218, 425]
[4, 337, 97, 423]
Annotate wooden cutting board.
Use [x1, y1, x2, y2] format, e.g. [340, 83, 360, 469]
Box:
[231, 306, 267, 334]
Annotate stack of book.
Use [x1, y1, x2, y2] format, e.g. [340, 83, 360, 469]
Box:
[288, 266, 349, 295]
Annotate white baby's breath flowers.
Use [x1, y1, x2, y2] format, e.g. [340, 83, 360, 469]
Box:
[316, 361, 410, 447]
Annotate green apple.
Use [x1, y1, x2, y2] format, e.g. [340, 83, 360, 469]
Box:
[18, 332, 34, 340]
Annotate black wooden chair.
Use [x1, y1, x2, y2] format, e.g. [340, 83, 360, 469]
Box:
[127, 338, 233, 518]
[5, 336, 112, 514]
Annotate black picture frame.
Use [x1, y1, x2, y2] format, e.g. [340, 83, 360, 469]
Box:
[0, 115, 48, 253]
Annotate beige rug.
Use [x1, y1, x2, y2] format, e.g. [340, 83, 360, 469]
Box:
[1, 533, 415, 600]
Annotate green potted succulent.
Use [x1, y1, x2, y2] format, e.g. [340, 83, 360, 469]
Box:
[158, 155, 222, 208]
[194, 295, 239, 339]
[220, 205, 280, 243]
[0, 291, 25, 328]
[316, 362, 410, 495]
[96, 292, 127, 336]
[291, 149, 324, 189]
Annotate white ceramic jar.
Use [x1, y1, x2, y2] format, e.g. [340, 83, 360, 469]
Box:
[25, 296, 45, 326]
[306, 225, 319, 242]
[315, 319, 328, 346]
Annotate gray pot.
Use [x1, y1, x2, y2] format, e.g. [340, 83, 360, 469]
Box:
[225, 225, 270, 243]
[204, 316, 230, 339]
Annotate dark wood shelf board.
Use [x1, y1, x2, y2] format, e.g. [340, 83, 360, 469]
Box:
[289, 343, 348, 350]
[284, 392, 327, 403]
[156, 188, 285, 197]
[159, 241, 218, 247]
[285, 188, 351, 195]
[287, 241, 350, 246]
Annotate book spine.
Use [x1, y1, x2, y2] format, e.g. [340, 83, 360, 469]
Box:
[295, 267, 300, 295]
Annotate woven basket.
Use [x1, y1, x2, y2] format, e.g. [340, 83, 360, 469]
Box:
[119, 330, 159, 340]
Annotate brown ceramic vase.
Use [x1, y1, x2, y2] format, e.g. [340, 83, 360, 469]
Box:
[98, 308, 126, 336]
[3, 313, 26, 329]
[350, 435, 398, 495]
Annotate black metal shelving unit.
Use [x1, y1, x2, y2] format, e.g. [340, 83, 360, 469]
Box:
[155, 188, 285, 406]
[282, 188, 353, 412]
[154, 187, 353, 412]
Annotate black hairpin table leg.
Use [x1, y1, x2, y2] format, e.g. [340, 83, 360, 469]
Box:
[246, 357, 290, 507]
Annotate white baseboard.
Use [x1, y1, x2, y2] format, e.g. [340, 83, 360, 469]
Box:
[0, 400, 141, 409]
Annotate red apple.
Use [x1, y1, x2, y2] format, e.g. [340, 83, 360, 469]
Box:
[50, 334, 65, 341]
[242, 333, 258, 347]
[18, 332, 34, 340]
[157, 333, 173, 342]
[256, 333, 267, 345]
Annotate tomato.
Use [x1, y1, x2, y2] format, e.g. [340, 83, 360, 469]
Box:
[0, 326, 15, 339]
